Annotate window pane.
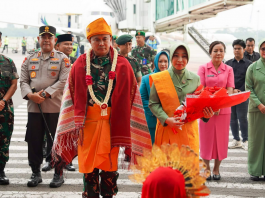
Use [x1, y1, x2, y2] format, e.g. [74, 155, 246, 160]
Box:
[91, 11, 100, 15]
[156, 0, 175, 20]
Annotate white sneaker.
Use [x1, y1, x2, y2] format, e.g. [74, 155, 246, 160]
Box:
[242, 141, 248, 151]
[228, 139, 242, 149]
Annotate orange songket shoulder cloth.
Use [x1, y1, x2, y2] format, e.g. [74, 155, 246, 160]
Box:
[149, 70, 199, 154]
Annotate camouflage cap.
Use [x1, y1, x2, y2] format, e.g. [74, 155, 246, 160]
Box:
[135, 31, 145, 37]
[116, 34, 133, 45]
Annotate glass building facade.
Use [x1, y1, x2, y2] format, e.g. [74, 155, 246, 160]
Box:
[156, 0, 210, 20]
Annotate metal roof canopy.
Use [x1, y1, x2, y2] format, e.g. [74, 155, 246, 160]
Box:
[155, 0, 253, 33]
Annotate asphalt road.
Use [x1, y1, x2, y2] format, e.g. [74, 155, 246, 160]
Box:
[0, 47, 264, 198]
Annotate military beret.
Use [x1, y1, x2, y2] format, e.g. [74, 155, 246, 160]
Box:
[39, 26, 56, 36]
[135, 31, 145, 37]
[116, 35, 133, 45]
[57, 34, 72, 43]
[112, 35, 118, 40]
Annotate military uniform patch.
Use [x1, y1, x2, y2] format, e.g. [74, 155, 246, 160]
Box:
[51, 58, 59, 61]
[64, 58, 70, 68]
[51, 71, 56, 76]
[31, 58, 39, 61]
[32, 66, 36, 69]
[37, 52, 41, 57]
[50, 52, 54, 57]
[30, 71, 36, 78]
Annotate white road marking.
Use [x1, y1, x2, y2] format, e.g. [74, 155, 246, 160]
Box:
[0, 191, 141, 198]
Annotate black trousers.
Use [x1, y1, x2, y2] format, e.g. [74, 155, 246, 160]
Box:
[25, 112, 59, 166]
[2, 45, 8, 53]
[22, 46, 26, 55]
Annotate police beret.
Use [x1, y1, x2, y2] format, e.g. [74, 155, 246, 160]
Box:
[116, 35, 133, 45]
[57, 34, 72, 43]
[39, 26, 56, 36]
[135, 31, 145, 37]
[112, 35, 118, 40]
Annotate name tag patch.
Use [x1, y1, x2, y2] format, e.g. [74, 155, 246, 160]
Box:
[30, 61, 39, 64]
[50, 61, 60, 64]
[207, 75, 214, 77]
[31, 58, 39, 61]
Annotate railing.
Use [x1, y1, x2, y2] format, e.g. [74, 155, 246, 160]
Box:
[188, 26, 211, 58]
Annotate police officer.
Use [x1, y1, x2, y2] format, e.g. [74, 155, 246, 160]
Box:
[131, 31, 157, 76]
[56, 34, 76, 66]
[0, 33, 19, 185]
[116, 34, 142, 86]
[20, 26, 70, 188]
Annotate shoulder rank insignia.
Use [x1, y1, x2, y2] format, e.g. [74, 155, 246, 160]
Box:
[64, 58, 70, 68]
[23, 57, 27, 64]
[37, 52, 41, 57]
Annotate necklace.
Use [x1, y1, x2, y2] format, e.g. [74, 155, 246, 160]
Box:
[86, 48, 118, 116]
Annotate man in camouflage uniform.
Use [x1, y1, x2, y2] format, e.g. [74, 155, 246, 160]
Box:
[116, 34, 142, 86]
[0, 34, 19, 185]
[131, 31, 156, 76]
[112, 35, 120, 53]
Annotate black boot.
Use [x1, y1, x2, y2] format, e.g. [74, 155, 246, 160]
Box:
[0, 163, 9, 185]
[65, 162, 76, 171]
[27, 165, 42, 187]
[49, 167, 64, 188]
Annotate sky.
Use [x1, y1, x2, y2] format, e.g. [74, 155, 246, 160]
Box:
[0, 0, 264, 31]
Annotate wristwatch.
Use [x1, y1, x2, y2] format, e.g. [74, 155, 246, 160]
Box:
[41, 92, 46, 98]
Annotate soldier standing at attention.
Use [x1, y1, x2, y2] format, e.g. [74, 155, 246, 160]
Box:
[0, 34, 19, 185]
[22, 37, 27, 55]
[112, 35, 120, 53]
[20, 26, 70, 188]
[116, 34, 142, 86]
[131, 31, 157, 76]
[1, 36, 9, 54]
[56, 34, 77, 66]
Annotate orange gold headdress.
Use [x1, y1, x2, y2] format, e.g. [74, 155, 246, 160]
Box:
[86, 17, 112, 40]
[129, 144, 211, 197]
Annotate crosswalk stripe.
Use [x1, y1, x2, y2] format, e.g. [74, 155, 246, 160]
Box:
[14, 109, 27, 112]
[14, 126, 26, 130]
[0, 191, 141, 198]
[14, 117, 28, 120]
[14, 121, 27, 124]
[6, 178, 265, 190]
[17, 105, 27, 108]
[4, 168, 250, 177]
[4, 168, 134, 175]
[14, 112, 27, 116]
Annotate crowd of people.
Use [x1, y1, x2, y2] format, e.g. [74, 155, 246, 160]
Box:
[0, 17, 265, 198]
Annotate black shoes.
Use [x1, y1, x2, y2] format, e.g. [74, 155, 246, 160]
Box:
[65, 162, 76, 171]
[49, 174, 64, 188]
[27, 172, 42, 187]
[250, 175, 260, 181]
[0, 172, 9, 185]
[213, 174, 221, 180]
[0, 163, 9, 185]
[42, 162, 52, 172]
[206, 175, 212, 181]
